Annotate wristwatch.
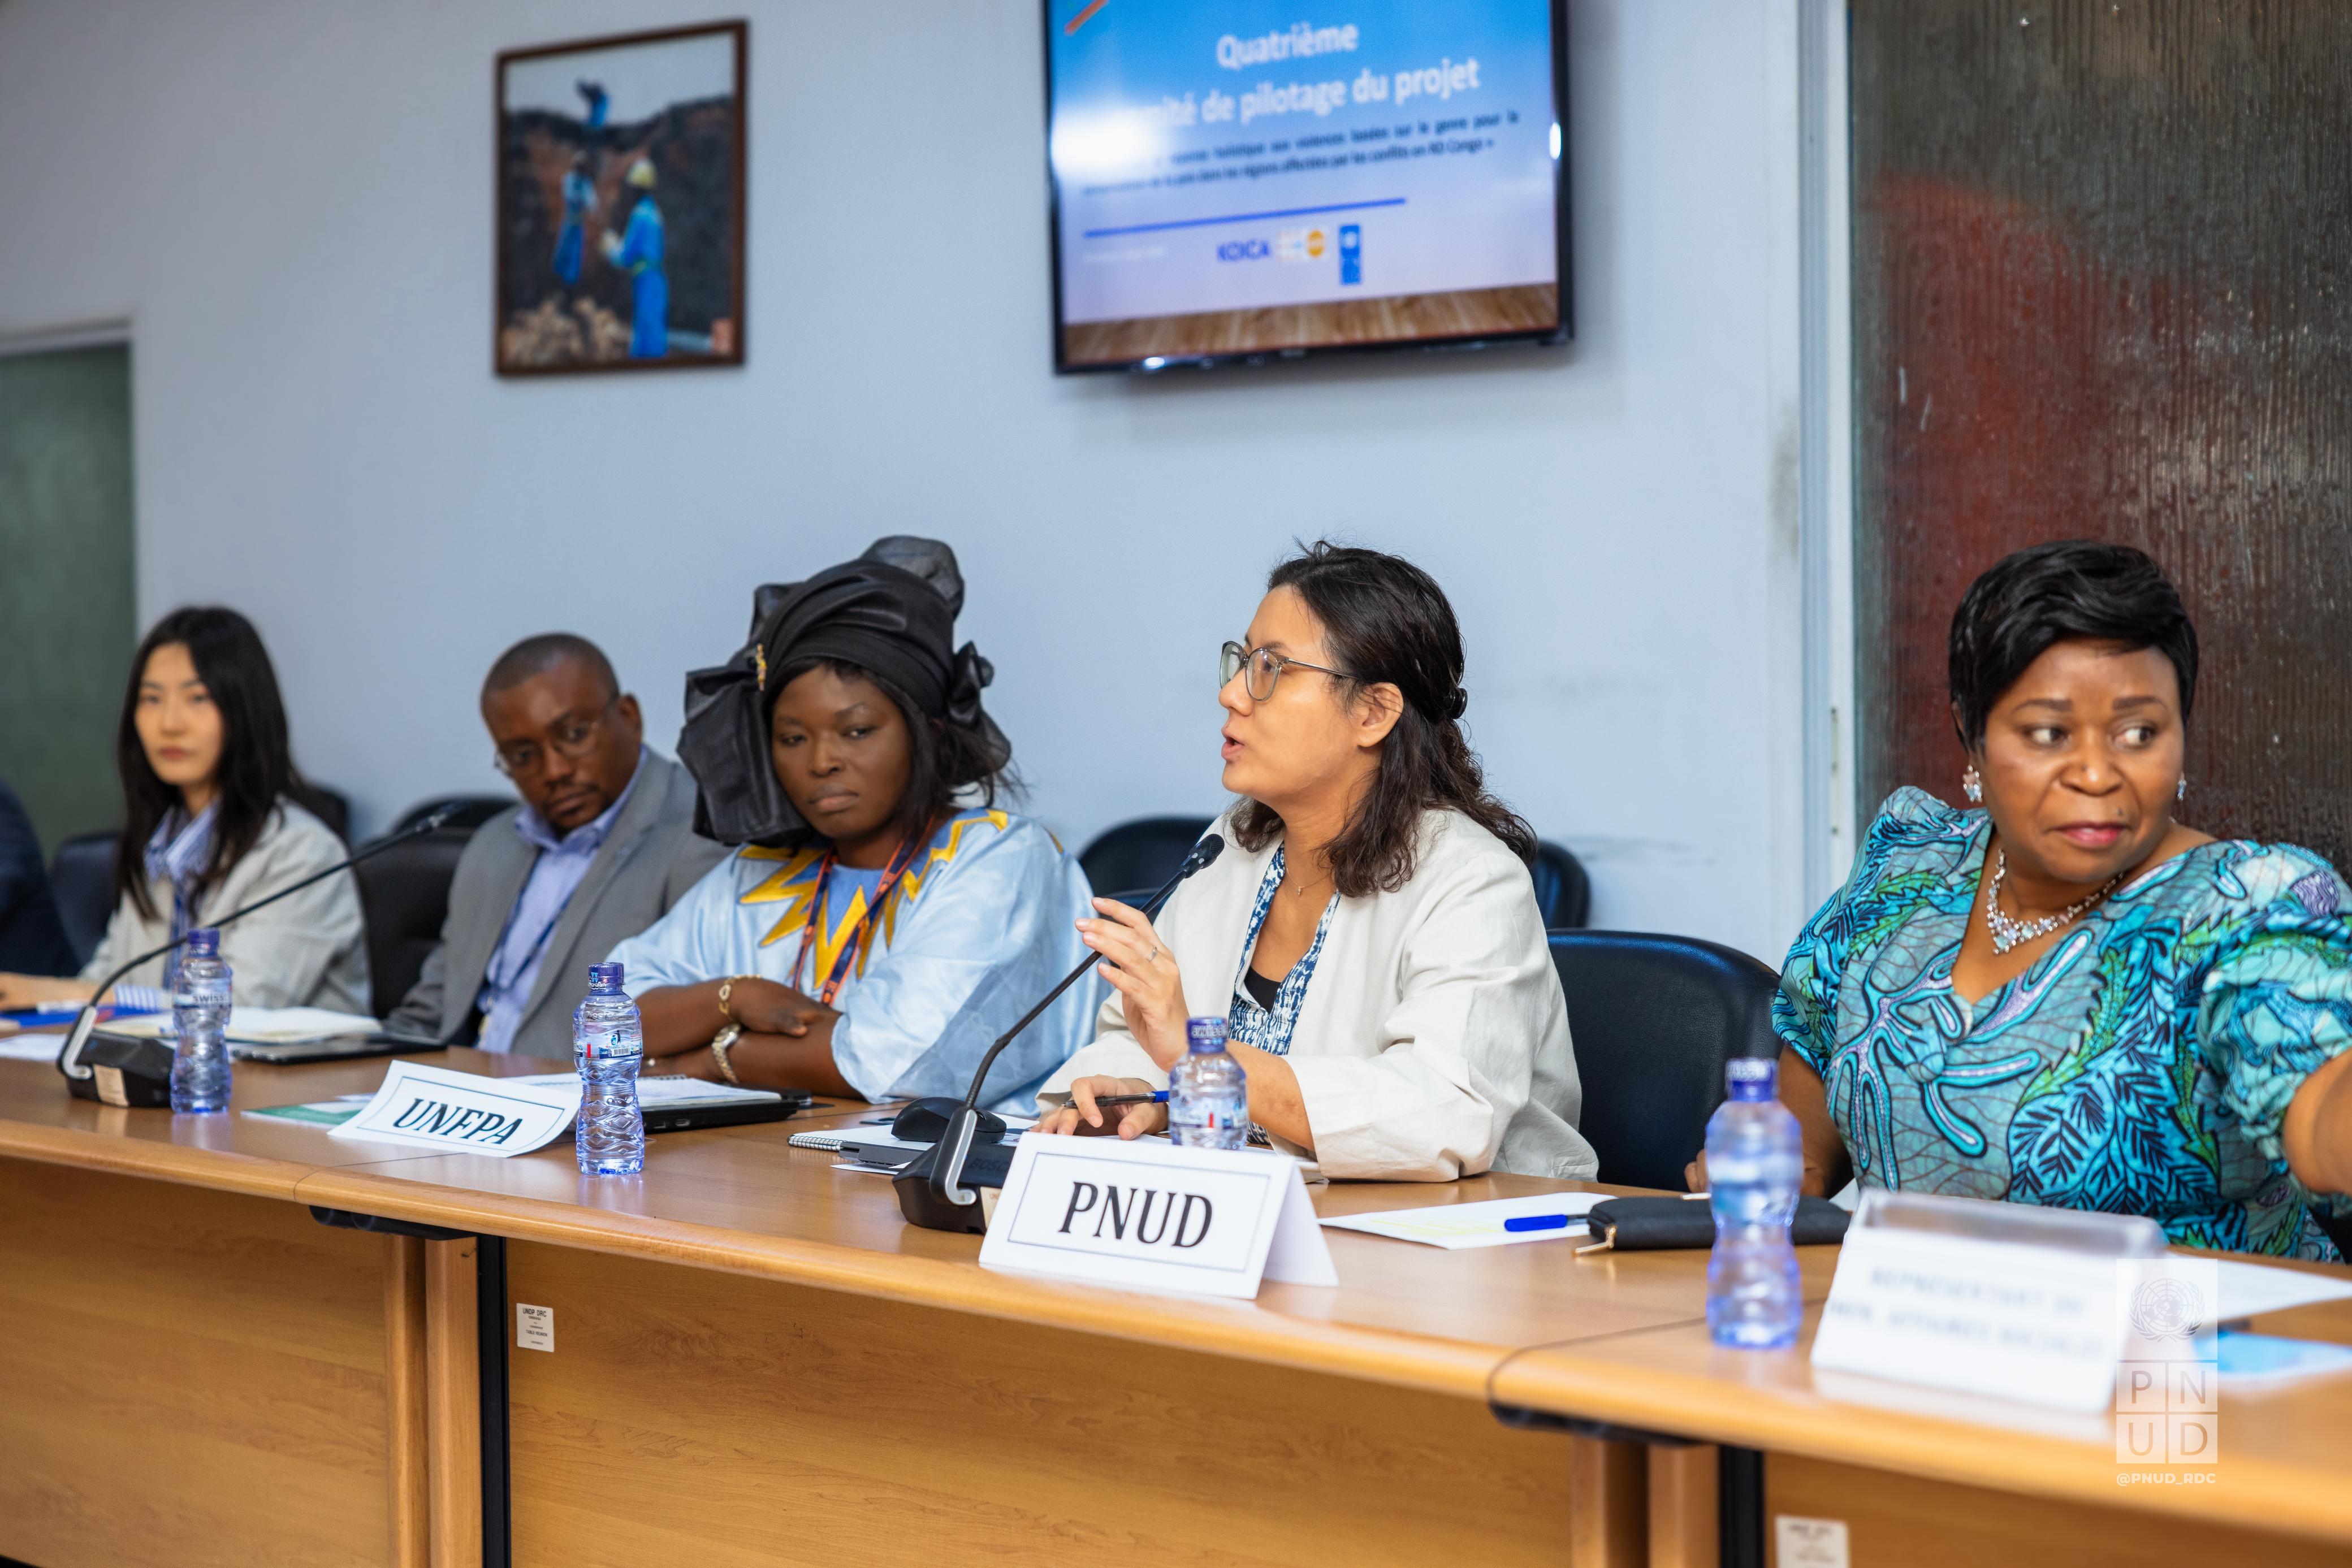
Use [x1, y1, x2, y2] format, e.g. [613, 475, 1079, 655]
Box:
[707, 1023, 745, 1086]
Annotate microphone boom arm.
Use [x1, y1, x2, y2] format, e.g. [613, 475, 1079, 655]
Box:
[929, 833, 1224, 1209]
[54, 804, 463, 1080]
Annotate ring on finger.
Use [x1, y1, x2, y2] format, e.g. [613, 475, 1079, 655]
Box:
[1146, 945, 1160, 963]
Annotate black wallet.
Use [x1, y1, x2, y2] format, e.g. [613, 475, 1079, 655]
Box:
[1580, 1195, 1851, 1252]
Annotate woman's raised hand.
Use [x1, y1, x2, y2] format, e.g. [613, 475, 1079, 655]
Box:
[1076, 896, 1190, 1069]
[1035, 1076, 1168, 1139]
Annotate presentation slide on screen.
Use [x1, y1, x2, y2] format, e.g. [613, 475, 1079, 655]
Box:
[1049, 0, 1559, 360]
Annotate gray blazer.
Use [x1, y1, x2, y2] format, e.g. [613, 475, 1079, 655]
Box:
[387, 752, 725, 1059]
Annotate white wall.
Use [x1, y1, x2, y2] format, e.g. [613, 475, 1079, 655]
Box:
[0, 0, 1811, 961]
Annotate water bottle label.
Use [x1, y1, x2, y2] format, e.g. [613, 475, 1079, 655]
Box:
[583, 1030, 641, 1060]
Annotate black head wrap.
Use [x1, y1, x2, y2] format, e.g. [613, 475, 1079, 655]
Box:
[678, 536, 1009, 845]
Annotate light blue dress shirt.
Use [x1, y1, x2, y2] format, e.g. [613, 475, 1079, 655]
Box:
[605, 809, 1098, 1114]
[474, 751, 645, 1054]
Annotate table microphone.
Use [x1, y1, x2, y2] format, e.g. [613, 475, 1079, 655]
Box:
[55, 803, 466, 1102]
[895, 831, 1225, 1233]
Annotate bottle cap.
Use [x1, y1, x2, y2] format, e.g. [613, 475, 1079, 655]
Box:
[1185, 1015, 1229, 1054]
[184, 928, 219, 957]
[589, 961, 624, 989]
[1726, 1055, 1779, 1100]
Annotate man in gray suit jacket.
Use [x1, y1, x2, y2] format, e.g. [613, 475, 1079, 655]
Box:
[388, 635, 726, 1059]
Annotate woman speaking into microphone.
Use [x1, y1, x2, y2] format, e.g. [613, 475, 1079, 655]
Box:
[1036, 544, 1596, 1182]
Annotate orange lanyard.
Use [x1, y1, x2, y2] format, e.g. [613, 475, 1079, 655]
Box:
[792, 821, 932, 1006]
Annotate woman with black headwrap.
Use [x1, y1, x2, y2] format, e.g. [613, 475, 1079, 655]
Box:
[606, 538, 1097, 1110]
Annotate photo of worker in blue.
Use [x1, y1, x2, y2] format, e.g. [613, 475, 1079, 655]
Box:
[601, 157, 668, 359]
[496, 25, 741, 374]
[551, 152, 596, 288]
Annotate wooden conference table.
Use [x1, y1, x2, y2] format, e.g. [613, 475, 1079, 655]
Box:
[0, 1046, 2348, 1568]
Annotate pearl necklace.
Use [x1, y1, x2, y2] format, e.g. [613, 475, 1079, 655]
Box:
[1983, 849, 2121, 954]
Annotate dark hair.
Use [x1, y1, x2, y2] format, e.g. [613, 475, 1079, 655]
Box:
[1948, 540, 2199, 750]
[115, 607, 325, 921]
[1233, 543, 1534, 896]
[482, 631, 619, 701]
[768, 656, 1015, 851]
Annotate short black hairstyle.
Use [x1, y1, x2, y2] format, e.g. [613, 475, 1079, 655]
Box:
[482, 633, 618, 702]
[1948, 540, 2199, 750]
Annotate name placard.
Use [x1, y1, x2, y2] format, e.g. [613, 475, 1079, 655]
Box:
[328, 1060, 581, 1158]
[979, 1134, 1338, 1298]
[1811, 1225, 2217, 1411]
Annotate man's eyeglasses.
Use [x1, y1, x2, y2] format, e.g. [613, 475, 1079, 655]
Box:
[1220, 641, 1351, 701]
[493, 698, 618, 778]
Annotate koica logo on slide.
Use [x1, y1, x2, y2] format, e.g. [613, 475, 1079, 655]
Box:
[1217, 237, 1272, 262]
[1277, 227, 1328, 262]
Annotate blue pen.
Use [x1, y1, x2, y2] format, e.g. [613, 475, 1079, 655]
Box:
[1088, 1091, 1170, 1107]
[1503, 1214, 1576, 1232]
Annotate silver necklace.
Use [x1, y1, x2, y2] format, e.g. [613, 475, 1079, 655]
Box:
[1983, 849, 2120, 955]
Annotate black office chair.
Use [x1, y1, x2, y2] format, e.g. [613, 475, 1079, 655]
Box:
[353, 828, 476, 1019]
[1532, 840, 1591, 929]
[49, 831, 119, 969]
[396, 795, 514, 833]
[1549, 929, 1781, 1192]
[1079, 815, 1216, 903]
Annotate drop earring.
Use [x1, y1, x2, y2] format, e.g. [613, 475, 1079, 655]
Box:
[2177, 776, 2187, 802]
[1962, 767, 1983, 804]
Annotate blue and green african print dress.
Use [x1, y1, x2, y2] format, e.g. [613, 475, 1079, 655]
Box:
[1779, 787, 2352, 1261]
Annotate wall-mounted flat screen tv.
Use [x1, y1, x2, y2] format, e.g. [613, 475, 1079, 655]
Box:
[1045, 0, 1570, 372]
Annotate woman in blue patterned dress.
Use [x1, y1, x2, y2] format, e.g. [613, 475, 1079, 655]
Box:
[1713, 542, 2352, 1259]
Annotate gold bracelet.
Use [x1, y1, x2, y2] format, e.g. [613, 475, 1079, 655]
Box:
[708, 1023, 745, 1086]
[717, 973, 756, 1024]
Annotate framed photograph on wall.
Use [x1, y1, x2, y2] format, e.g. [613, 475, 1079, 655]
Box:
[495, 20, 746, 375]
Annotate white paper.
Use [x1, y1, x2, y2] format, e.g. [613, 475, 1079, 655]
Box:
[327, 1060, 580, 1156]
[0, 1035, 67, 1062]
[106, 1005, 383, 1043]
[2211, 1257, 2352, 1320]
[505, 1071, 782, 1110]
[1318, 1192, 1607, 1249]
[833, 1158, 915, 1176]
[979, 1134, 1337, 1298]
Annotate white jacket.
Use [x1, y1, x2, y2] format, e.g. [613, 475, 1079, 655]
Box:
[1041, 807, 1595, 1181]
[80, 799, 370, 1013]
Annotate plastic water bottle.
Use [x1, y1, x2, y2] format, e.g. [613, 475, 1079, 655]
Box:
[1169, 1016, 1248, 1151]
[573, 961, 644, 1176]
[1705, 1055, 1804, 1349]
[169, 928, 234, 1114]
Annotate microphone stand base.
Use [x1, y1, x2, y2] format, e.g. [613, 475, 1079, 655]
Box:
[892, 1143, 989, 1234]
[64, 1032, 177, 1107]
